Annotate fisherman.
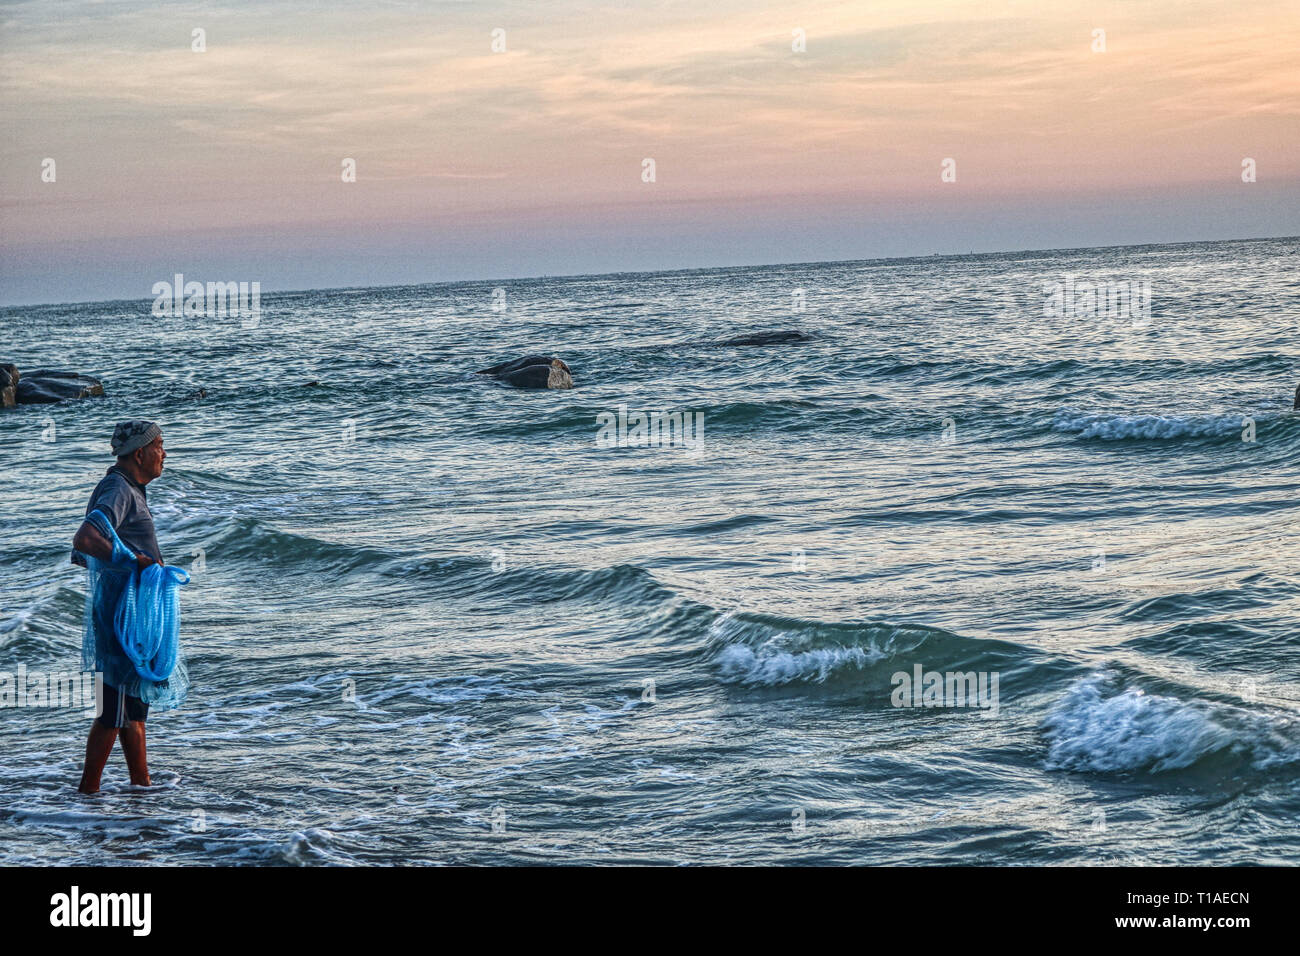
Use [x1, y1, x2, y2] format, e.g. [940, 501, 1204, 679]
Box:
[71, 421, 167, 794]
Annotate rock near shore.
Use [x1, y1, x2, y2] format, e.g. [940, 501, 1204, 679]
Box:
[1, 363, 104, 406]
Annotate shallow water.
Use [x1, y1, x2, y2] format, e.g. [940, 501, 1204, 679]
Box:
[2, 237, 1298, 864]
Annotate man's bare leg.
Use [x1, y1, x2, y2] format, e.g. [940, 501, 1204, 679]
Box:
[119, 720, 151, 787]
[78, 722, 118, 794]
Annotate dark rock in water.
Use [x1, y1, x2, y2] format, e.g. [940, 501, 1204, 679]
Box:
[2, 363, 104, 406]
[15, 369, 105, 404]
[0, 363, 17, 409]
[477, 355, 573, 389]
[508, 360, 572, 389]
[504, 362, 573, 389]
[718, 330, 813, 347]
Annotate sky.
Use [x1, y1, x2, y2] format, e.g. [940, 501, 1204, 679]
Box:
[1, 0, 1297, 306]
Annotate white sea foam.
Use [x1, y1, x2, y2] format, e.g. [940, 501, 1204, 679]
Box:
[1043, 670, 1298, 773]
[710, 613, 889, 685]
[715, 641, 884, 685]
[1052, 408, 1245, 440]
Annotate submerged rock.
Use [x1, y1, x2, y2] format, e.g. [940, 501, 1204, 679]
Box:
[718, 330, 813, 347]
[476, 356, 573, 389]
[13, 369, 104, 404]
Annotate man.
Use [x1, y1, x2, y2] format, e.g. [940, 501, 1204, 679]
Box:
[71, 421, 167, 794]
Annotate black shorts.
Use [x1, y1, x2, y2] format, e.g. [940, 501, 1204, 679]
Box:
[96, 684, 149, 729]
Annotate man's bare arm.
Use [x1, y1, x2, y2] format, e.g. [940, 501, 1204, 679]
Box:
[73, 521, 156, 570]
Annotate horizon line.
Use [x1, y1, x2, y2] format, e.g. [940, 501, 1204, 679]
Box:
[2, 231, 1296, 312]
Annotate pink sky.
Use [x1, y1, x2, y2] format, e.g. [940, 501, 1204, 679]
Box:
[1, 0, 1297, 304]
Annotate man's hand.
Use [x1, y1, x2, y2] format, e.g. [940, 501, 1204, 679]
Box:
[135, 553, 157, 571]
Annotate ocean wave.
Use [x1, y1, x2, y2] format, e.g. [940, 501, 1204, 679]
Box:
[1042, 669, 1300, 774]
[715, 637, 887, 686]
[202, 517, 403, 572]
[0, 583, 86, 653]
[192, 520, 681, 612]
[709, 613, 901, 686]
[706, 610, 1017, 688]
[0, 595, 50, 637]
[1052, 408, 1247, 441]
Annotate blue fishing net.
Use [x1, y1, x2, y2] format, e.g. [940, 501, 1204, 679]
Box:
[80, 509, 191, 710]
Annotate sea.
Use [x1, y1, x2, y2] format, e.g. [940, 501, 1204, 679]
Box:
[1, 236, 1298, 865]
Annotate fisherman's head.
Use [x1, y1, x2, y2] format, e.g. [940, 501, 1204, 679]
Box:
[111, 420, 166, 483]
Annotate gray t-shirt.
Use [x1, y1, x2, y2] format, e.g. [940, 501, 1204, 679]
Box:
[72, 466, 162, 566]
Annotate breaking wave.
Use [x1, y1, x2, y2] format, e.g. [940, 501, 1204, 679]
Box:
[1042, 669, 1300, 774]
[1052, 408, 1246, 441]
